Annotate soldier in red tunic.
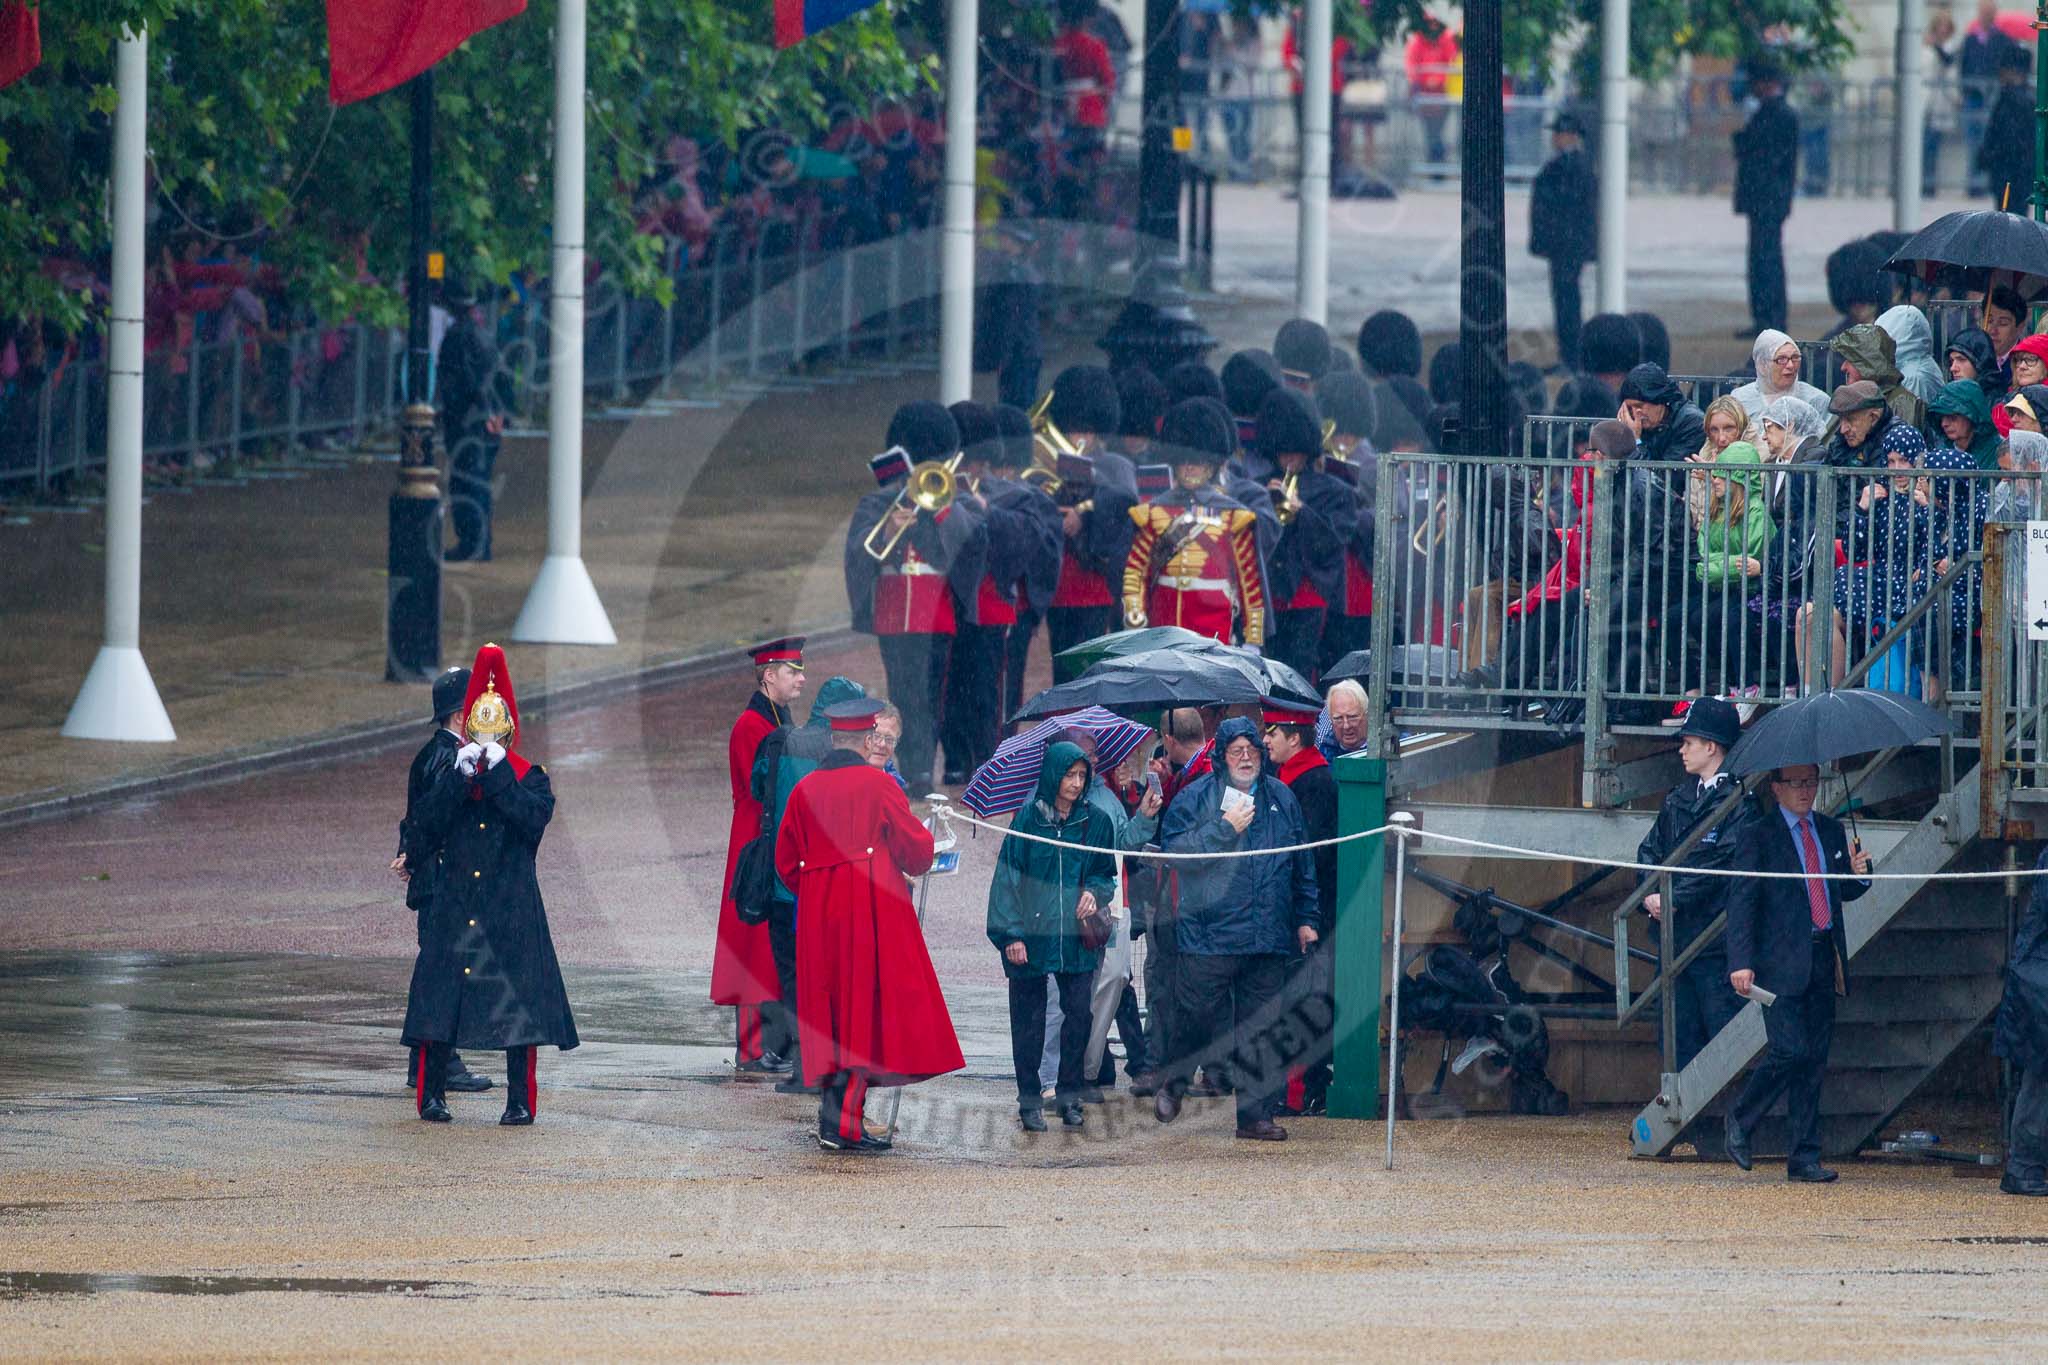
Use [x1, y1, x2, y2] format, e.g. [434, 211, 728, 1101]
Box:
[844, 402, 983, 793]
[1123, 397, 1267, 647]
[774, 699, 964, 1152]
[712, 637, 806, 1076]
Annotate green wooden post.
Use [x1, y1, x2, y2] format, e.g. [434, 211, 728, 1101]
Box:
[2036, 0, 2047, 221]
[1329, 752, 1388, 1121]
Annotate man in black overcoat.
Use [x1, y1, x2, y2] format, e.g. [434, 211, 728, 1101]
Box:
[395, 665, 491, 1095]
[1634, 699, 1754, 1073]
[1723, 763, 1871, 1182]
[1993, 847, 2048, 1196]
[438, 282, 513, 563]
[1529, 110, 1597, 372]
[402, 644, 580, 1125]
[1732, 64, 1799, 334]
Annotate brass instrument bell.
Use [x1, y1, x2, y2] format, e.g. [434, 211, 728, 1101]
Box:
[863, 453, 962, 562]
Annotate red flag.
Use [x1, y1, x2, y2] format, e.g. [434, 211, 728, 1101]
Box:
[326, 0, 526, 106]
[0, 4, 39, 91]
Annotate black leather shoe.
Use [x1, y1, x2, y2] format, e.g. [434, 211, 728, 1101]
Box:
[860, 1126, 893, 1151]
[444, 1056, 493, 1093]
[774, 1076, 820, 1095]
[1724, 1112, 1753, 1171]
[1787, 1164, 1838, 1183]
[758, 1050, 793, 1072]
[1236, 1119, 1288, 1142]
[1019, 1108, 1047, 1132]
[1999, 1173, 2048, 1196]
[816, 1132, 887, 1153]
[1059, 1103, 1085, 1128]
[1079, 1085, 1107, 1105]
[1154, 1088, 1182, 1123]
[418, 1098, 452, 1123]
[1128, 1072, 1161, 1098]
[942, 769, 966, 785]
[733, 1056, 781, 1076]
[499, 1097, 533, 1126]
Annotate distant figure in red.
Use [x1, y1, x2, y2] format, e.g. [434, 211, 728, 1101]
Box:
[713, 638, 807, 1076]
[775, 699, 964, 1152]
[1054, 0, 1115, 155]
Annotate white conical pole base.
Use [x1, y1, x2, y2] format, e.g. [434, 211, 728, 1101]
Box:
[62, 645, 176, 742]
[510, 554, 617, 646]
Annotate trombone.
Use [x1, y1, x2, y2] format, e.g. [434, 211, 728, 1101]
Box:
[863, 453, 962, 562]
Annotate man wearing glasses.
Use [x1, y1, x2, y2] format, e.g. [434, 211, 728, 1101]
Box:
[1723, 763, 1872, 1182]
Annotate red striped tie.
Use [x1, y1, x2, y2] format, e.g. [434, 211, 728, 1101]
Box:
[1796, 818, 1831, 932]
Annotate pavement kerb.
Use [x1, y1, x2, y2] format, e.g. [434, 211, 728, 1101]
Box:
[0, 622, 856, 834]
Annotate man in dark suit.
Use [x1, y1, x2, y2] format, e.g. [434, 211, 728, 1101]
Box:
[1724, 763, 1872, 1182]
[1529, 110, 1596, 373]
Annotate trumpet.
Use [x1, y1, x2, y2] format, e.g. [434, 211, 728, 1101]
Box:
[863, 453, 961, 562]
[1411, 497, 1449, 554]
[1321, 418, 1352, 466]
[1274, 472, 1302, 525]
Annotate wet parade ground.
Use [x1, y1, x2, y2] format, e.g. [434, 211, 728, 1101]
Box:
[4, 650, 2048, 1358]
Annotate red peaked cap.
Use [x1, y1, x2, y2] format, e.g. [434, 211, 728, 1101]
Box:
[460, 642, 532, 780]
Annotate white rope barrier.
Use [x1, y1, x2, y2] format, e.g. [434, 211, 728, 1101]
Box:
[931, 795, 2037, 885]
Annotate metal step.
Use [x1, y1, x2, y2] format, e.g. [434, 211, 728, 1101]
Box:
[1630, 765, 1995, 1159]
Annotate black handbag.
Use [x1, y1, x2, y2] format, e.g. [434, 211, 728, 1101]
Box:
[731, 834, 777, 925]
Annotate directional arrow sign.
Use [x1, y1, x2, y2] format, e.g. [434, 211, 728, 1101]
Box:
[2029, 523, 2048, 642]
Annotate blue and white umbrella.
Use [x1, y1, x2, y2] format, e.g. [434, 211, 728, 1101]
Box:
[960, 706, 1155, 818]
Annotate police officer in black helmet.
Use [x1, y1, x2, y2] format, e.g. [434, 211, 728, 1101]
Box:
[1635, 697, 1755, 1079]
[394, 666, 492, 1095]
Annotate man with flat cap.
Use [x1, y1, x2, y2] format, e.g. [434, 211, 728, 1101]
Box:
[713, 637, 807, 1077]
[776, 698, 964, 1152]
[1635, 697, 1756, 1080]
[396, 665, 491, 1096]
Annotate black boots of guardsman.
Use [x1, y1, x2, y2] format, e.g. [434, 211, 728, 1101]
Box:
[417, 1045, 538, 1126]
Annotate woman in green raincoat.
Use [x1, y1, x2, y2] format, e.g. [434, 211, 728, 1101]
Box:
[1687, 441, 1774, 704]
[987, 741, 1116, 1132]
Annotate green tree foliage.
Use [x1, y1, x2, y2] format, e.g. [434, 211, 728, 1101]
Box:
[0, 1, 925, 333]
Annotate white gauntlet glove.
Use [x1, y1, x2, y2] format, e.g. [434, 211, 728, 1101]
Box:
[482, 741, 506, 770]
[455, 742, 484, 777]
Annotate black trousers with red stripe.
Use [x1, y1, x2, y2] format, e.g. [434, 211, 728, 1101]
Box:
[941, 623, 1007, 779]
[417, 1043, 539, 1116]
[877, 633, 950, 795]
[818, 1071, 870, 1143]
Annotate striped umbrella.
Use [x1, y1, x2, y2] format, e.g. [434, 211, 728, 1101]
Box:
[960, 706, 1155, 818]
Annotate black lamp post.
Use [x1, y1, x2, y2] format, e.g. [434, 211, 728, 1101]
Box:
[387, 69, 443, 682]
[1457, 0, 1508, 460]
[1097, 0, 1216, 375]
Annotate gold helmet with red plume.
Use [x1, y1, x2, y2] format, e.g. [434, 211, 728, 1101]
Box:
[459, 643, 531, 779]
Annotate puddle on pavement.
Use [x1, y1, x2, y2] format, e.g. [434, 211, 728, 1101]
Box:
[0, 1271, 444, 1299]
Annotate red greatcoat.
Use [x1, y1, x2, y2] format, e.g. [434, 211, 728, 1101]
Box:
[774, 753, 964, 1088]
[710, 693, 787, 1006]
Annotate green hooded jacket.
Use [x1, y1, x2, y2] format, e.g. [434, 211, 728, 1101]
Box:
[1835, 323, 1928, 432]
[986, 741, 1117, 979]
[1695, 442, 1774, 585]
[1927, 378, 2002, 470]
[755, 675, 867, 905]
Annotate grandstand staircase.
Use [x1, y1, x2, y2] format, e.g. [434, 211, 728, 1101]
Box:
[1628, 760, 2012, 1160]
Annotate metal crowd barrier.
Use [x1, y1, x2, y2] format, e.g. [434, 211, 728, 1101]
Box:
[4, 212, 1151, 494]
[1367, 445, 2033, 807]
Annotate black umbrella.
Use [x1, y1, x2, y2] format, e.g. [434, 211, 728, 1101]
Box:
[1882, 210, 2048, 302]
[1232, 650, 1322, 707]
[1010, 656, 1266, 722]
[1322, 644, 1460, 689]
[1724, 688, 1955, 777]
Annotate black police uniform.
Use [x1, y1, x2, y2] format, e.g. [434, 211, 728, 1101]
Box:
[1635, 702, 1756, 1072]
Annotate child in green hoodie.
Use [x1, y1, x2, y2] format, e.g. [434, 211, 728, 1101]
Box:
[1683, 441, 1774, 706]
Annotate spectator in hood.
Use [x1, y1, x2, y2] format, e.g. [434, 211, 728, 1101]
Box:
[1875, 305, 1946, 409]
[1618, 362, 1707, 463]
[1731, 328, 1831, 422]
[1947, 326, 2005, 402]
[2003, 385, 2048, 436]
[1835, 321, 1928, 432]
[1929, 377, 2003, 470]
[1154, 717, 1319, 1143]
